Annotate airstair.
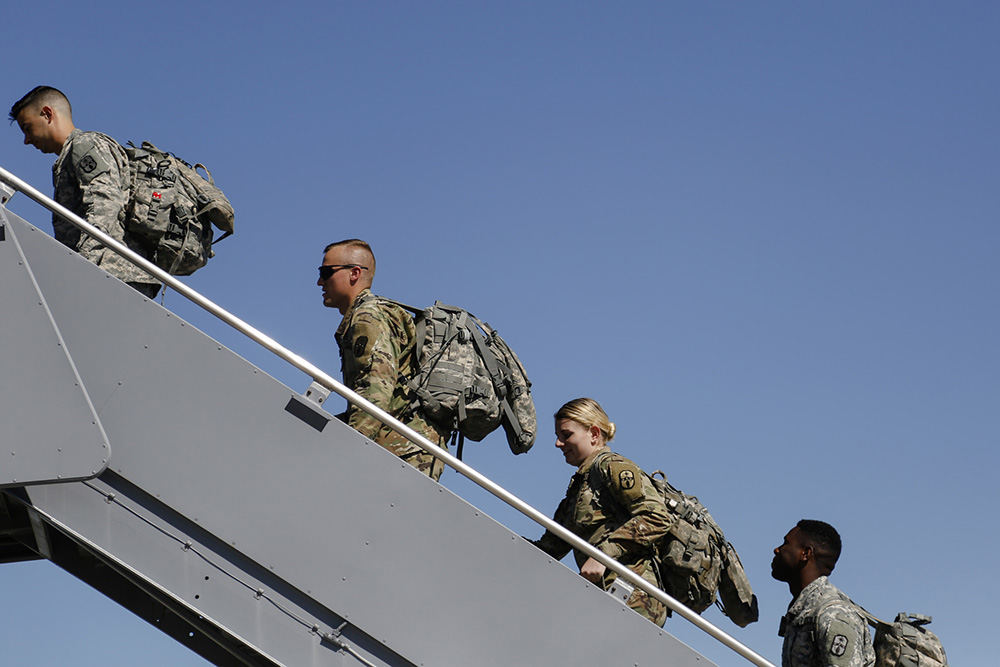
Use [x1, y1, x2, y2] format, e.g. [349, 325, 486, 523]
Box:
[0, 168, 773, 667]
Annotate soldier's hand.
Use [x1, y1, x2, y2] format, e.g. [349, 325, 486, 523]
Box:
[580, 557, 606, 584]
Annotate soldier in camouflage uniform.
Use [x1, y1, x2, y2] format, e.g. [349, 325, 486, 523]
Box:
[318, 239, 448, 480]
[10, 86, 160, 297]
[531, 398, 672, 626]
[772, 520, 875, 667]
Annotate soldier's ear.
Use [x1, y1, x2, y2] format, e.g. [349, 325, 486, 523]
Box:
[39, 106, 55, 123]
[589, 425, 601, 444]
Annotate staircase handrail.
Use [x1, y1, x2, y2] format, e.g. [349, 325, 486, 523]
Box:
[0, 166, 775, 667]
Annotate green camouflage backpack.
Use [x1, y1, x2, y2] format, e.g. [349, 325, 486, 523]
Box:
[123, 141, 234, 275]
[390, 301, 536, 457]
[587, 460, 758, 627]
[646, 471, 759, 627]
[862, 611, 948, 667]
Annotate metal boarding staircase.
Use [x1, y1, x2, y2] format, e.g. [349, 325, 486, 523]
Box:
[0, 167, 774, 667]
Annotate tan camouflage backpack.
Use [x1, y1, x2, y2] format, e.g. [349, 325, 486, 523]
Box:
[646, 471, 759, 627]
[388, 300, 536, 458]
[862, 611, 948, 667]
[587, 460, 758, 627]
[123, 141, 234, 275]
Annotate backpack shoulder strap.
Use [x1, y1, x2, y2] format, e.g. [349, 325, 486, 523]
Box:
[585, 450, 628, 518]
[379, 297, 422, 315]
[585, 450, 616, 483]
[378, 298, 431, 353]
[461, 313, 529, 447]
[818, 592, 879, 630]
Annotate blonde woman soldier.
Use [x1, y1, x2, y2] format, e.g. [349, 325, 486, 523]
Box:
[530, 398, 672, 626]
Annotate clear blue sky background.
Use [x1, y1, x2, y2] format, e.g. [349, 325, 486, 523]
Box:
[2, 2, 996, 665]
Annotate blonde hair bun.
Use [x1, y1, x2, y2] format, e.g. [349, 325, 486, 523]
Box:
[555, 398, 615, 443]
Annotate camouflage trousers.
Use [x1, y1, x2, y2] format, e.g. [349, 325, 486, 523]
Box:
[396, 447, 446, 481]
[376, 423, 448, 482]
[604, 558, 667, 627]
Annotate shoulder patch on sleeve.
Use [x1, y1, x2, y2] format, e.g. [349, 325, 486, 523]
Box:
[353, 335, 369, 358]
[605, 458, 645, 502]
[71, 139, 117, 184]
[817, 607, 866, 665]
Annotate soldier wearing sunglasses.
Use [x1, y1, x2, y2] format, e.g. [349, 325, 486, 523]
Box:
[317, 239, 448, 480]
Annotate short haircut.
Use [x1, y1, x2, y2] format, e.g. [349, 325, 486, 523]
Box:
[324, 238, 372, 255]
[323, 238, 376, 278]
[555, 397, 616, 443]
[9, 86, 71, 123]
[796, 519, 842, 574]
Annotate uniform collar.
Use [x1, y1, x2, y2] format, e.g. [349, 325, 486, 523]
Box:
[787, 575, 829, 616]
[576, 445, 611, 474]
[53, 128, 83, 173]
[335, 288, 373, 340]
[778, 575, 830, 636]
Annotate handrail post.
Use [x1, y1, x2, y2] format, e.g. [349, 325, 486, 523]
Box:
[0, 165, 776, 667]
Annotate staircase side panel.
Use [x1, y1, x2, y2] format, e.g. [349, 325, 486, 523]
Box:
[0, 213, 109, 487]
[9, 213, 713, 667]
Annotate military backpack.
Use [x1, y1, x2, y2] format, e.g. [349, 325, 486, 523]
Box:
[589, 460, 758, 627]
[390, 301, 536, 457]
[862, 611, 949, 667]
[123, 141, 234, 275]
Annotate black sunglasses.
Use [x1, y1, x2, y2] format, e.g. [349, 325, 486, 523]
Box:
[318, 264, 369, 281]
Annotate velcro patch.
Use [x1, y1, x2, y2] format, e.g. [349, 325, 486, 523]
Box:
[618, 469, 635, 490]
[353, 335, 369, 358]
[830, 634, 848, 656]
[79, 155, 97, 173]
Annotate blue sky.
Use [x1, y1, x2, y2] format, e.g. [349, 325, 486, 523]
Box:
[2, 2, 996, 664]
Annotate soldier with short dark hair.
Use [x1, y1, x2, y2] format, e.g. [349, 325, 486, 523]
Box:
[10, 86, 159, 297]
[317, 239, 448, 480]
[772, 520, 875, 667]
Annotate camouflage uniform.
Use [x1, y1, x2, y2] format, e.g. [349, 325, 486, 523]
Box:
[780, 576, 875, 667]
[336, 289, 448, 480]
[532, 447, 672, 626]
[52, 129, 159, 291]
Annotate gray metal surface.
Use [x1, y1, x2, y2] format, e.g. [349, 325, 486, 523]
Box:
[0, 213, 109, 487]
[0, 164, 771, 667]
[2, 208, 714, 666]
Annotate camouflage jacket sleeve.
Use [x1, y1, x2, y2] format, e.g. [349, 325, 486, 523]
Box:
[530, 529, 572, 560]
[342, 307, 406, 440]
[814, 601, 875, 667]
[593, 456, 672, 562]
[530, 492, 575, 560]
[65, 134, 131, 269]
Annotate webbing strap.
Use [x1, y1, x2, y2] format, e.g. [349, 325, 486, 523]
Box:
[194, 163, 215, 185]
[818, 596, 883, 630]
[413, 308, 427, 351]
[468, 316, 505, 398]
[500, 394, 525, 443]
[381, 298, 422, 316]
[211, 230, 233, 246]
[457, 393, 468, 432]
